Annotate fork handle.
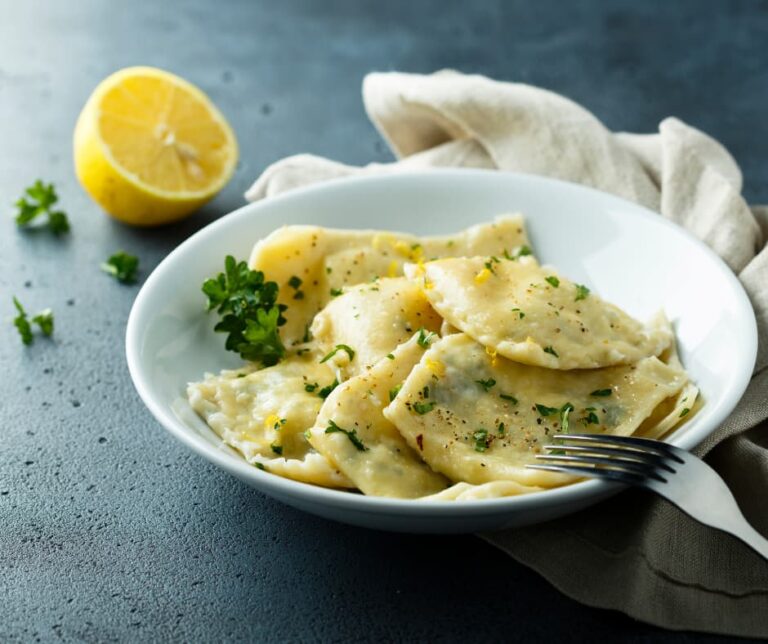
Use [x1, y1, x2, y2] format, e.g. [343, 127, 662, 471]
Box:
[718, 515, 768, 561]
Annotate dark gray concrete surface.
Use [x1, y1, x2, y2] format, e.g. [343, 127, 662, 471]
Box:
[1, 1, 764, 641]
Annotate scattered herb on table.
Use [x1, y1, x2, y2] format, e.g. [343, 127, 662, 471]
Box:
[14, 180, 70, 235]
[101, 251, 139, 284]
[202, 255, 287, 366]
[12, 297, 54, 345]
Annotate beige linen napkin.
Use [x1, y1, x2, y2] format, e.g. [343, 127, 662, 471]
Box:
[245, 71, 768, 637]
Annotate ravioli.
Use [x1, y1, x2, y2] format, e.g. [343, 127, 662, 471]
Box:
[383, 333, 688, 487]
[187, 354, 352, 488]
[307, 336, 449, 498]
[310, 277, 442, 378]
[422, 480, 543, 501]
[249, 214, 530, 346]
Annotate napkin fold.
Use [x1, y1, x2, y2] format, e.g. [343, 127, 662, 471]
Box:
[246, 71, 768, 637]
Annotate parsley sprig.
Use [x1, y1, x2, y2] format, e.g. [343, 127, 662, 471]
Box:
[101, 251, 139, 284]
[12, 297, 54, 345]
[202, 255, 287, 366]
[14, 180, 70, 234]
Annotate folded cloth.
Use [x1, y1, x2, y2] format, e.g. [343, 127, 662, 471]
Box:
[245, 71, 768, 637]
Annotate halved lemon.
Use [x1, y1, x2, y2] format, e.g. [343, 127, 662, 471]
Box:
[74, 66, 238, 226]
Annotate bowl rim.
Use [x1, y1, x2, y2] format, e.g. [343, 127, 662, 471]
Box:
[125, 168, 758, 515]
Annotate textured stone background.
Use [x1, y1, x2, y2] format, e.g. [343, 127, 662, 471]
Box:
[1, 1, 765, 641]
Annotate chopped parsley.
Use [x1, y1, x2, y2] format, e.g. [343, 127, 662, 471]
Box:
[302, 325, 312, 343]
[545, 276, 560, 288]
[319, 343, 355, 363]
[535, 403, 559, 417]
[202, 256, 286, 366]
[412, 401, 435, 414]
[590, 388, 612, 397]
[472, 429, 491, 452]
[270, 443, 283, 456]
[417, 327, 437, 348]
[14, 180, 70, 235]
[511, 307, 525, 320]
[475, 378, 496, 392]
[101, 251, 139, 284]
[318, 379, 338, 399]
[304, 382, 319, 393]
[255, 462, 267, 471]
[503, 245, 532, 260]
[581, 408, 600, 425]
[574, 283, 590, 301]
[543, 345, 559, 358]
[386, 353, 395, 360]
[389, 384, 402, 402]
[330, 287, 343, 297]
[12, 297, 54, 345]
[679, 407, 691, 418]
[497, 422, 505, 436]
[499, 393, 518, 405]
[325, 419, 368, 451]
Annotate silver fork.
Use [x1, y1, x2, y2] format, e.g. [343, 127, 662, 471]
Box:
[527, 433, 768, 560]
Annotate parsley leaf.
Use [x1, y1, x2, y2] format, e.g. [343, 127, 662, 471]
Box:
[412, 401, 435, 414]
[202, 255, 287, 366]
[31, 309, 54, 337]
[14, 180, 70, 235]
[320, 344, 355, 363]
[511, 307, 525, 320]
[12, 297, 33, 345]
[500, 393, 518, 405]
[329, 287, 343, 297]
[101, 251, 139, 284]
[304, 382, 319, 393]
[590, 388, 612, 397]
[679, 407, 691, 418]
[389, 384, 402, 402]
[325, 419, 368, 451]
[475, 378, 496, 391]
[574, 283, 590, 301]
[543, 345, 559, 358]
[270, 443, 283, 456]
[545, 276, 560, 288]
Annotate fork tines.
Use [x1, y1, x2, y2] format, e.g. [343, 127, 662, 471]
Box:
[526, 433, 684, 485]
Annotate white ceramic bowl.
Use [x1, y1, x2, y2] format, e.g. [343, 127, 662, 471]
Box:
[126, 170, 757, 533]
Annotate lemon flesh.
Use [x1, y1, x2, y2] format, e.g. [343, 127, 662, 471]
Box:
[74, 66, 238, 226]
